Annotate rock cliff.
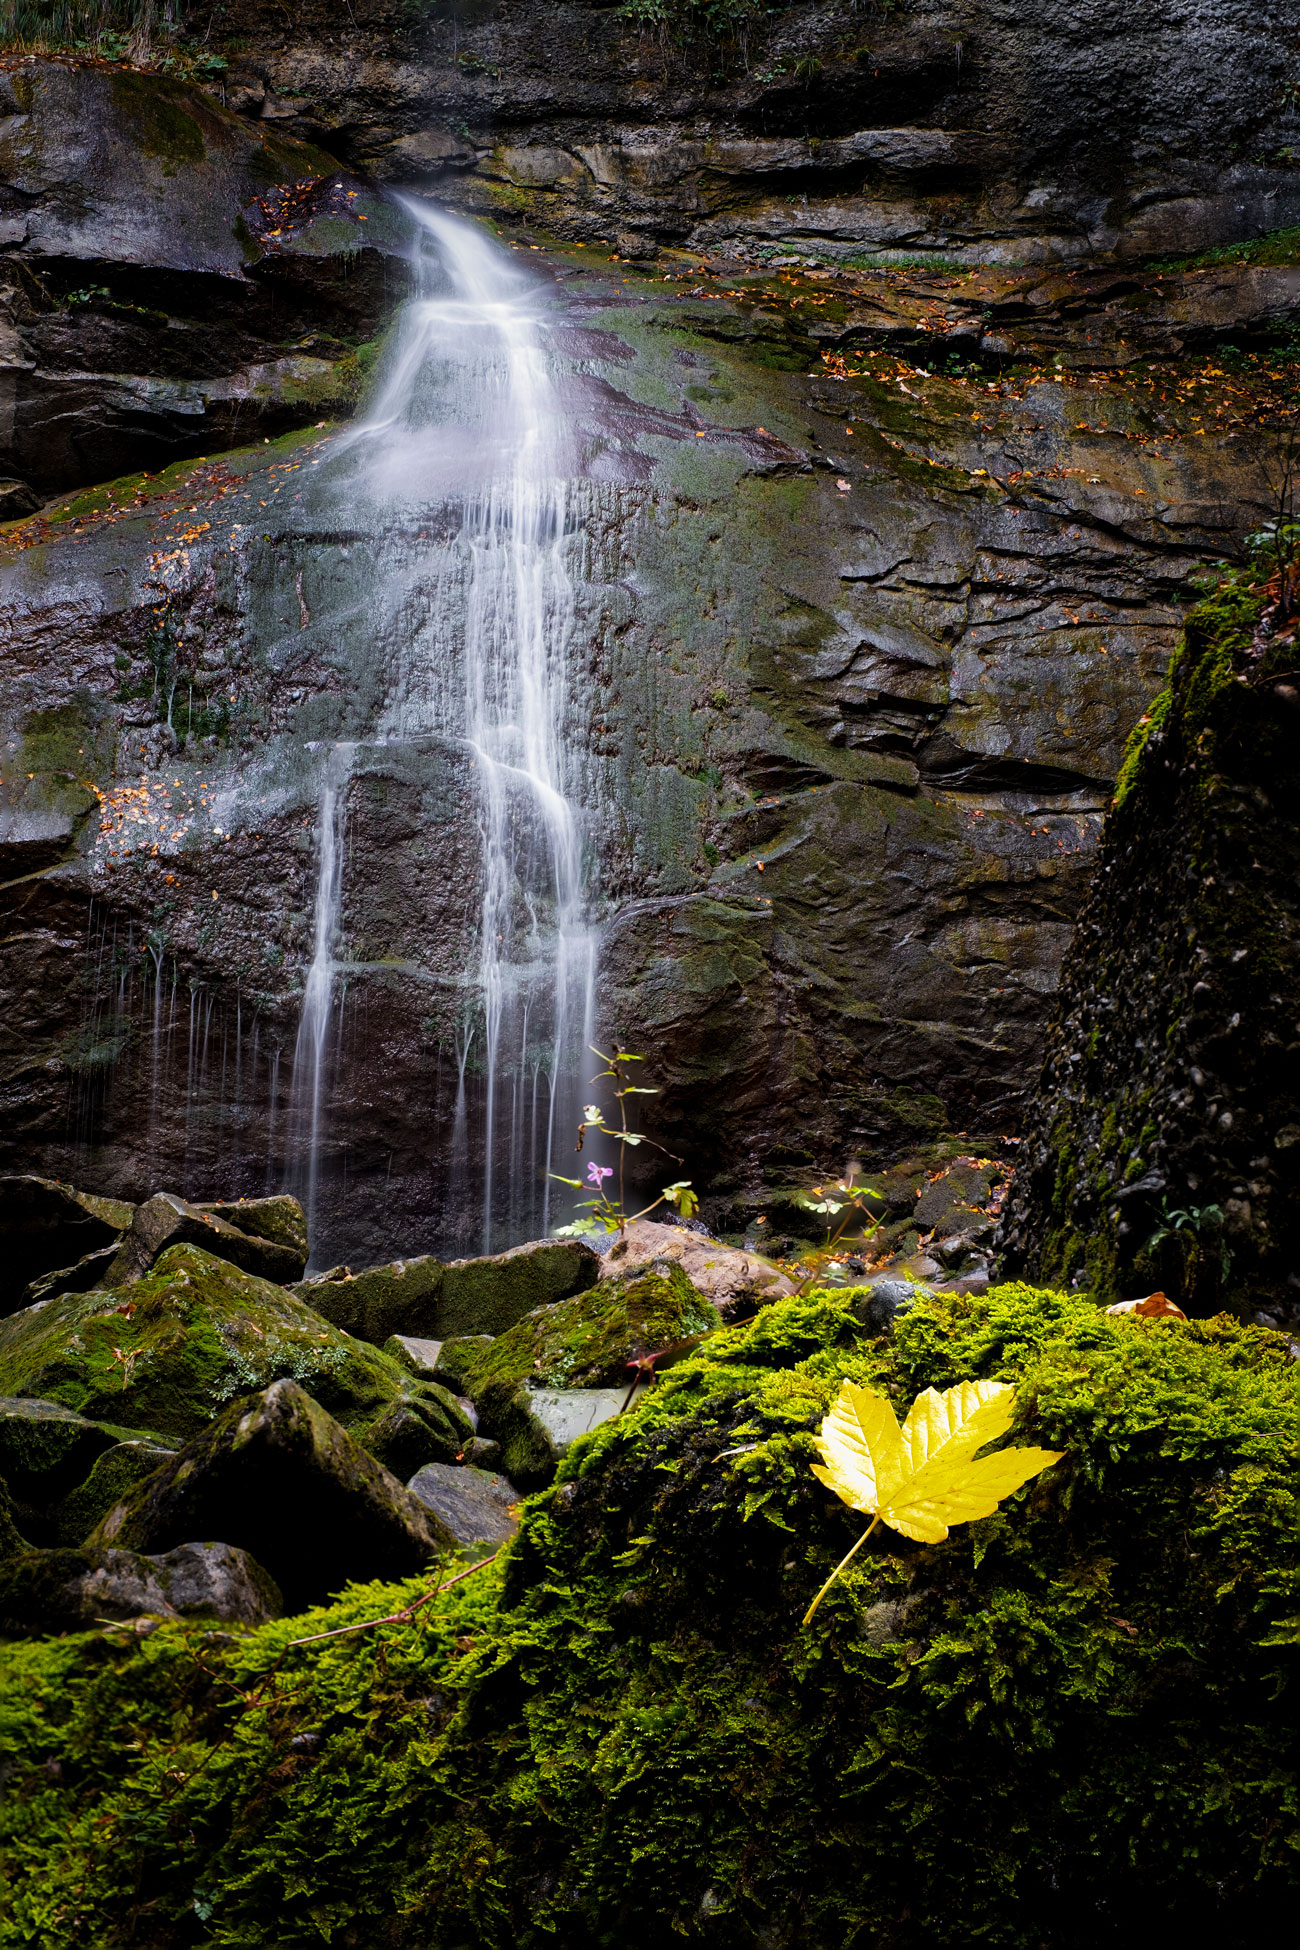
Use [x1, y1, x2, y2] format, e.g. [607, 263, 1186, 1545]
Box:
[0, 23, 1294, 1262]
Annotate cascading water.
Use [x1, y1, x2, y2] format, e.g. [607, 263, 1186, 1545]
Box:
[299, 202, 598, 1253]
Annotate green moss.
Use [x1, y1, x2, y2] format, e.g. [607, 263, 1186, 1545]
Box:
[1152, 222, 1300, 273]
[108, 71, 204, 171]
[461, 1264, 720, 1395]
[2, 1283, 1295, 1943]
[0, 1245, 414, 1443]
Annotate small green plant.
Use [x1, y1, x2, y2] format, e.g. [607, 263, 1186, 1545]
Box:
[552, 1047, 697, 1239]
[1144, 1200, 1231, 1281]
[619, 0, 760, 50]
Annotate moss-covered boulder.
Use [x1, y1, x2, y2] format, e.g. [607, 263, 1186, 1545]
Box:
[0, 1244, 420, 1444]
[295, 1238, 602, 1345]
[452, 1261, 720, 1399]
[91, 1379, 455, 1612]
[360, 1385, 474, 1480]
[437, 1262, 719, 1488]
[102, 1191, 309, 1289]
[0, 1396, 148, 1543]
[52, 1441, 176, 1548]
[1, 1284, 1296, 1942]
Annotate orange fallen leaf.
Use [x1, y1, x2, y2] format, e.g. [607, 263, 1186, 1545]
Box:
[1105, 1291, 1188, 1322]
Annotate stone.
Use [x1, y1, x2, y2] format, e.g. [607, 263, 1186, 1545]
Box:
[0, 60, 412, 496]
[383, 1334, 444, 1378]
[406, 1462, 520, 1548]
[90, 1378, 455, 1612]
[0, 479, 40, 520]
[0, 1396, 122, 1534]
[53, 1440, 176, 1547]
[0, 1477, 30, 1559]
[433, 1337, 495, 1392]
[0, 1540, 282, 1636]
[998, 582, 1300, 1320]
[852, 1278, 924, 1335]
[449, 1261, 720, 1400]
[0, 1177, 134, 1318]
[102, 1191, 308, 1287]
[0, 1243, 422, 1445]
[194, 1196, 309, 1271]
[599, 1222, 794, 1320]
[295, 1238, 601, 1345]
[360, 1386, 474, 1480]
[21, 1245, 121, 1309]
[486, 1385, 643, 1491]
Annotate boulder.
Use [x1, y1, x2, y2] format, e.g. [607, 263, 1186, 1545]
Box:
[90, 1378, 455, 1611]
[0, 1396, 123, 1535]
[0, 1243, 421, 1445]
[360, 1385, 474, 1480]
[485, 1386, 644, 1490]
[449, 1261, 720, 1400]
[0, 1541, 282, 1636]
[53, 1440, 176, 1547]
[102, 1191, 308, 1288]
[599, 1221, 795, 1319]
[383, 1334, 444, 1379]
[22, 1246, 122, 1310]
[406, 1462, 521, 1548]
[295, 1238, 601, 1345]
[0, 1478, 30, 1559]
[0, 1177, 134, 1317]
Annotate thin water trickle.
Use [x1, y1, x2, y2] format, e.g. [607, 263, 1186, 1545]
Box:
[290, 742, 354, 1256]
[335, 200, 598, 1253]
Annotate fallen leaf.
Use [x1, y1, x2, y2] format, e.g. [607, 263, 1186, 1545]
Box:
[803, 1377, 1063, 1623]
[1105, 1292, 1188, 1322]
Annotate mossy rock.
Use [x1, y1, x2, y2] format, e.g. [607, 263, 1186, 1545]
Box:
[360, 1384, 474, 1480]
[1, 1284, 1296, 1943]
[52, 1441, 176, 1548]
[296, 1238, 602, 1346]
[454, 1262, 720, 1398]
[0, 1244, 419, 1444]
[90, 1378, 455, 1612]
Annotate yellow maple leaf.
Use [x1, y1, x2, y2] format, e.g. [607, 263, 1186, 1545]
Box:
[802, 1377, 1064, 1623]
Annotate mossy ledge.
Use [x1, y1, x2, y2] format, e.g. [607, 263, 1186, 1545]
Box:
[999, 573, 1300, 1315]
[2, 1283, 1296, 1945]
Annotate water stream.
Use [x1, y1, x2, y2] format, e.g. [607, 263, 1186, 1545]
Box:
[293, 203, 598, 1255]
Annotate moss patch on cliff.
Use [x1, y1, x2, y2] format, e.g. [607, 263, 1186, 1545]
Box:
[1, 1283, 1296, 1945]
[999, 566, 1300, 1313]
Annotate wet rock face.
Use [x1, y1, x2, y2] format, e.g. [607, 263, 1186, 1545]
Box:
[203, 0, 1300, 264]
[0, 238, 1279, 1261]
[997, 578, 1300, 1321]
[0, 60, 410, 500]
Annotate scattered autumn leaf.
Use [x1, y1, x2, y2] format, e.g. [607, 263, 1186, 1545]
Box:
[802, 1377, 1063, 1624]
[1105, 1292, 1188, 1322]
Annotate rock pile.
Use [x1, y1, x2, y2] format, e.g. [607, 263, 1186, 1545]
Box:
[0, 1176, 788, 1631]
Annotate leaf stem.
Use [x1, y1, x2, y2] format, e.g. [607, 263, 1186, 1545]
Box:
[801, 1515, 882, 1625]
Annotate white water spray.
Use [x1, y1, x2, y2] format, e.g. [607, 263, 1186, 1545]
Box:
[328, 203, 597, 1251]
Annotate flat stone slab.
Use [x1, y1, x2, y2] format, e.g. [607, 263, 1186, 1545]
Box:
[528, 1387, 640, 1451]
[386, 1334, 444, 1378]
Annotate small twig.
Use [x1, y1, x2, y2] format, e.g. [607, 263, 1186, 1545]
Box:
[285, 1550, 503, 1649]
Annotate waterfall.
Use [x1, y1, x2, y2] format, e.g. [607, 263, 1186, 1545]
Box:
[290, 742, 353, 1258]
[326, 203, 597, 1253]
